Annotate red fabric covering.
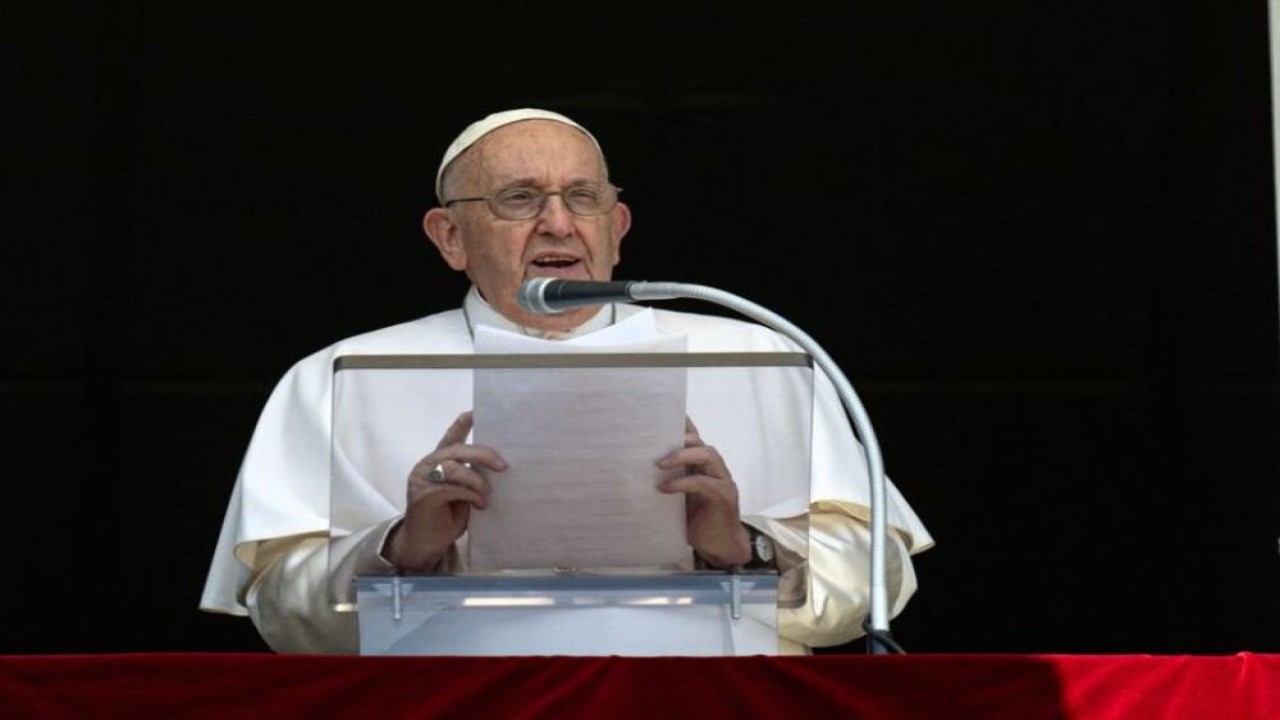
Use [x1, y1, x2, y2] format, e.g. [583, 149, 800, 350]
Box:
[2, 652, 1276, 719]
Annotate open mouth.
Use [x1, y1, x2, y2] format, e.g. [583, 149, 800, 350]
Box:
[530, 255, 582, 275]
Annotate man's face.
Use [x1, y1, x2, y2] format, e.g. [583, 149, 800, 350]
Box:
[425, 120, 631, 331]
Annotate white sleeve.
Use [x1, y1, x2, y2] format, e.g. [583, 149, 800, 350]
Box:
[747, 504, 919, 650]
[243, 520, 400, 654]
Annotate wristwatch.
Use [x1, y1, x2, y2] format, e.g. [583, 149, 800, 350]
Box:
[742, 524, 777, 570]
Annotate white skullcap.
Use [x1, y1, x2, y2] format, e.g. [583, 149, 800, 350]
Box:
[435, 108, 602, 203]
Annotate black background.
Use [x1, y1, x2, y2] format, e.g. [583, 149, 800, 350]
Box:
[4, 2, 1277, 655]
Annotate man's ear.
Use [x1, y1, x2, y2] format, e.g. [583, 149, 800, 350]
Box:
[423, 208, 467, 271]
[609, 201, 632, 267]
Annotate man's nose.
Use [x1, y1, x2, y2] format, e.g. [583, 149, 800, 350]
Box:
[535, 193, 576, 234]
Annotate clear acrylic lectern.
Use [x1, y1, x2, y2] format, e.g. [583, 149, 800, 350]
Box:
[328, 350, 814, 656]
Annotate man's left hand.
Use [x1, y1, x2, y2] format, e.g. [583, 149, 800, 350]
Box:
[657, 418, 751, 569]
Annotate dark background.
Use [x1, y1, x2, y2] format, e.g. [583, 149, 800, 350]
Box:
[4, 2, 1277, 655]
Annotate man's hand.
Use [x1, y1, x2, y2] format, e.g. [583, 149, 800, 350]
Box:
[384, 411, 506, 571]
[657, 417, 751, 569]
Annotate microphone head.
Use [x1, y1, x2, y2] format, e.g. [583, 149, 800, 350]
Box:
[517, 277, 559, 314]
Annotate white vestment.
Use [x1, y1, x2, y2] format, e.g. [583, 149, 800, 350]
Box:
[200, 288, 934, 654]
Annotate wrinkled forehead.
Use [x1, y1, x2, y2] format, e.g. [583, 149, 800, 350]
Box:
[464, 121, 605, 187]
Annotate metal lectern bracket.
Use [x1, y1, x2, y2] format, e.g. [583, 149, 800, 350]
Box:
[391, 576, 403, 622]
[728, 575, 743, 620]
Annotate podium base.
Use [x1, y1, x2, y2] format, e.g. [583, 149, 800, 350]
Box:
[354, 572, 781, 657]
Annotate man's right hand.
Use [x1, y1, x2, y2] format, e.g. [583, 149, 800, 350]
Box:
[383, 411, 506, 571]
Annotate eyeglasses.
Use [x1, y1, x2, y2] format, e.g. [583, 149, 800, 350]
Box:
[444, 183, 622, 220]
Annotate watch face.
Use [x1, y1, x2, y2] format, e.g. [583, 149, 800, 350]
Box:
[753, 532, 774, 563]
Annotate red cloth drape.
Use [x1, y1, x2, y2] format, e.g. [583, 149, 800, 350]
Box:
[2, 652, 1276, 719]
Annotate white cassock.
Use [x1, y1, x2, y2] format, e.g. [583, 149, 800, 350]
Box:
[200, 287, 934, 655]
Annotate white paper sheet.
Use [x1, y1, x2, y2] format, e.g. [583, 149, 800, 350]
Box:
[467, 311, 691, 571]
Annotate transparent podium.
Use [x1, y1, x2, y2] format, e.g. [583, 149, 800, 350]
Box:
[329, 350, 814, 656]
[354, 572, 781, 656]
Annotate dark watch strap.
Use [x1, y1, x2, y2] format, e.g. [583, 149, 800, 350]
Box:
[742, 524, 777, 570]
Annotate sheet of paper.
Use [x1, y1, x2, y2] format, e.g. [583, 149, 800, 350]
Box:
[467, 311, 690, 571]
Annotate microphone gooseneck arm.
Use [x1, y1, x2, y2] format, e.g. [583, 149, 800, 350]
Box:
[600, 281, 897, 654]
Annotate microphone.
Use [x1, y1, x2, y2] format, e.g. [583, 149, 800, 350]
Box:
[518, 278, 676, 314]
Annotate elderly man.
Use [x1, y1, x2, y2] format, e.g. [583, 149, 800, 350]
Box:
[200, 108, 934, 654]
